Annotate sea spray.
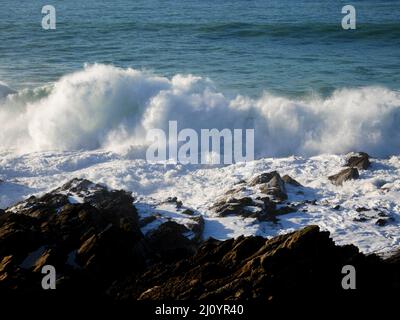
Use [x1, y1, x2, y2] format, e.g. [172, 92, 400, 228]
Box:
[1, 64, 400, 157]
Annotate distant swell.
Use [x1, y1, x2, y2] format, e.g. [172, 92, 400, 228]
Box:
[1, 64, 400, 157]
[188, 22, 400, 40]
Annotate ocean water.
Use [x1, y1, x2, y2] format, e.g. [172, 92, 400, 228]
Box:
[1, 0, 399, 96]
[0, 0, 400, 157]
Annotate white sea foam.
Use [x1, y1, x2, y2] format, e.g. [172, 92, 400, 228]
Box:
[1, 150, 400, 254]
[1, 64, 400, 157]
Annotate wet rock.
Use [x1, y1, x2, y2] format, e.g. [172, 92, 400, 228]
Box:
[138, 199, 205, 252]
[211, 195, 279, 222]
[304, 199, 317, 205]
[164, 197, 183, 209]
[376, 217, 394, 227]
[251, 171, 287, 201]
[249, 171, 281, 186]
[0, 178, 148, 293]
[354, 216, 369, 223]
[282, 175, 302, 187]
[328, 167, 359, 186]
[345, 152, 371, 170]
[182, 209, 195, 216]
[211, 172, 292, 221]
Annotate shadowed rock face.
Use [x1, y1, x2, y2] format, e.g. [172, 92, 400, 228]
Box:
[0, 180, 147, 297]
[0, 179, 201, 299]
[112, 225, 399, 302]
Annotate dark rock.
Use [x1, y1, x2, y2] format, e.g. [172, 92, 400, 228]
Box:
[139, 215, 158, 228]
[211, 172, 290, 221]
[112, 225, 398, 302]
[282, 175, 302, 187]
[345, 152, 371, 170]
[328, 168, 359, 186]
[163, 197, 183, 209]
[146, 221, 196, 262]
[252, 171, 287, 201]
[182, 209, 194, 216]
[305, 199, 317, 205]
[211, 195, 281, 222]
[376, 217, 394, 227]
[3, 178, 400, 304]
[377, 211, 389, 217]
[188, 215, 205, 243]
[274, 206, 297, 216]
[354, 216, 369, 222]
[0, 178, 148, 294]
[249, 171, 281, 186]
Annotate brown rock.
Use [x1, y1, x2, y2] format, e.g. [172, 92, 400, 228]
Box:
[113, 225, 392, 302]
[146, 221, 196, 262]
[328, 167, 359, 186]
[282, 174, 302, 187]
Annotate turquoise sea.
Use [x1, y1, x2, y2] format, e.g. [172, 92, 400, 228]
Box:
[1, 0, 399, 97]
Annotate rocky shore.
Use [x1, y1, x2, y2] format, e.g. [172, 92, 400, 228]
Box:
[1, 154, 400, 304]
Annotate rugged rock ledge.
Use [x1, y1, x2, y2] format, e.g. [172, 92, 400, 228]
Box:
[113, 225, 399, 302]
[0, 178, 399, 304]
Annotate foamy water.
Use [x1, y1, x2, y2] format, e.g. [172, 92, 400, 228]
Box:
[1, 64, 400, 157]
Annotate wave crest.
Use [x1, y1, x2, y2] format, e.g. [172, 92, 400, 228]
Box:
[1, 64, 400, 157]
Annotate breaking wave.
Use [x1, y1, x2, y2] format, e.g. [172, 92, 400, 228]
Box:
[1, 64, 400, 157]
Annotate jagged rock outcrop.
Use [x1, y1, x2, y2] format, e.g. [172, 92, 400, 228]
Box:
[0, 179, 147, 295]
[0, 179, 203, 299]
[1, 178, 400, 305]
[111, 225, 400, 302]
[211, 171, 301, 222]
